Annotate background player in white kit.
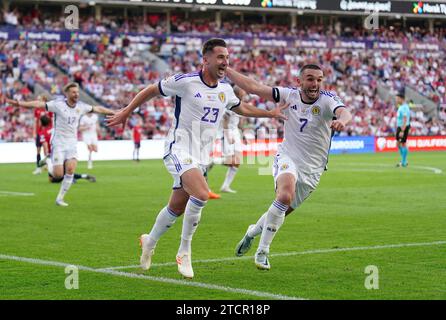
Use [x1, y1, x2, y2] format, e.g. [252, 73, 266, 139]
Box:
[79, 112, 100, 169]
[107, 38, 288, 279]
[219, 86, 245, 193]
[7, 82, 114, 207]
[227, 64, 352, 270]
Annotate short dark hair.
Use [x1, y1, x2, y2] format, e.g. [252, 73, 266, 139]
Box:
[299, 64, 322, 76]
[202, 38, 227, 56]
[40, 115, 50, 127]
[396, 91, 405, 98]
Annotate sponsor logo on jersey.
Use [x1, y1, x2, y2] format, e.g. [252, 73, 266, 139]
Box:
[206, 94, 217, 101]
[218, 92, 226, 103]
[311, 106, 321, 116]
[194, 93, 202, 98]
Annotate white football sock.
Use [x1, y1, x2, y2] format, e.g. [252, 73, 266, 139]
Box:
[47, 159, 54, 176]
[56, 174, 74, 201]
[221, 166, 238, 189]
[257, 200, 288, 254]
[247, 212, 268, 238]
[146, 206, 179, 248]
[178, 196, 206, 254]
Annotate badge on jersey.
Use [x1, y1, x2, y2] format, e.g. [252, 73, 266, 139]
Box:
[218, 92, 226, 103]
[311, 106, 321, 116]
[281, 163, 289, 170]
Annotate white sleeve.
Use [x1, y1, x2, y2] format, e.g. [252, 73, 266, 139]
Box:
[272, 87, 293, 104]
[45, 100, 58, 113]
[226, 88, 241, 111]
[158, 74, 185, 98]
[82, 103, 93, 114]
[327, 93, 346, 114]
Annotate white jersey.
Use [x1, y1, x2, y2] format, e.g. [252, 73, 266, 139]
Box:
[273, 87, 346, 174]
[225, 109, 241, 130]
[216, 109, 240, 139]
[159, 71, 241, 164]
[46, 99, 93, 147]
[80, 114, 98, 137]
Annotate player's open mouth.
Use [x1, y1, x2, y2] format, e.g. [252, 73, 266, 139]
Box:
[309, 89, 318, 94]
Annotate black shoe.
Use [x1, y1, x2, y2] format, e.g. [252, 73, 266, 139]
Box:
[87, 175, 96, 182]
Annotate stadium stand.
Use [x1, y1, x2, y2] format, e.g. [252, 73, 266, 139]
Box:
[1, 3, 445, 142]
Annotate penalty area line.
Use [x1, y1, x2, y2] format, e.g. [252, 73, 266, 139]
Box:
[0, 254, 305, 300]
[102, 240, 446, 271]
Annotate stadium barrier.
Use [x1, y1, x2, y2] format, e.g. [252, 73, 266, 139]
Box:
[0, 27, 442, 51]
[1, 136, 444, 164]
[375, 136, 446, 152]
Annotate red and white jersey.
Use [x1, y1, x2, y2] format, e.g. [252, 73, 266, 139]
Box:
[34, 108, 53, 135]
[159, 71, 240, 164]
[39, 127, 54, 153]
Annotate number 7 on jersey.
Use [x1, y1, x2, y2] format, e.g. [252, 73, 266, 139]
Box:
[299, 118, 308, 132]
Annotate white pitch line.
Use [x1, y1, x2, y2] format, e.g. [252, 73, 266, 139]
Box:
[101, 240, 446, 271]
[339, 163, 443, 174]
[0, 254, 304, 300]
[0, 191, 35, 196]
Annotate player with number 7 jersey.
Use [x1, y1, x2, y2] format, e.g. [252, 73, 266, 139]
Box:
[226, 64, 352, 271]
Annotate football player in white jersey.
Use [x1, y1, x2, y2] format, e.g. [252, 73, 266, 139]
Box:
[227, 64, 352, 270]
[79, 112, 100, 169]
[107, 38, 288, 279]
[7, 82, 114, 207]
[220, 86, 245, 193]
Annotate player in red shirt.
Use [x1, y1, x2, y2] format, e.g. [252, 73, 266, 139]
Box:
[32, 95, 52, 175]
[133, 118, 142, 162]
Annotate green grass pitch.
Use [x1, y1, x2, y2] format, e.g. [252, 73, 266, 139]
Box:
[0, 152, 445, 300]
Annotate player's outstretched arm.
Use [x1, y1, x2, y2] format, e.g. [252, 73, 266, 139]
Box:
[106, 84, 160, 127]
[232, 101, 288, 121]
[92, 105, 115, 115]
[6, 98, 46, 109]
[331, 107, 352, 131]
[226, 68, 274, 102]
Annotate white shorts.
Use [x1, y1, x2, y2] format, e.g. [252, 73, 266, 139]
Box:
[272, 152, 322, 209]
[51, 145, 78, 166]
[83, 134, 98, 146]
[222, 134, 242, 157]
[163, 151, 207, 189]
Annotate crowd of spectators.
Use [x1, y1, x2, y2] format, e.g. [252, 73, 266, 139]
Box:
[1, 7, 445, 142]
